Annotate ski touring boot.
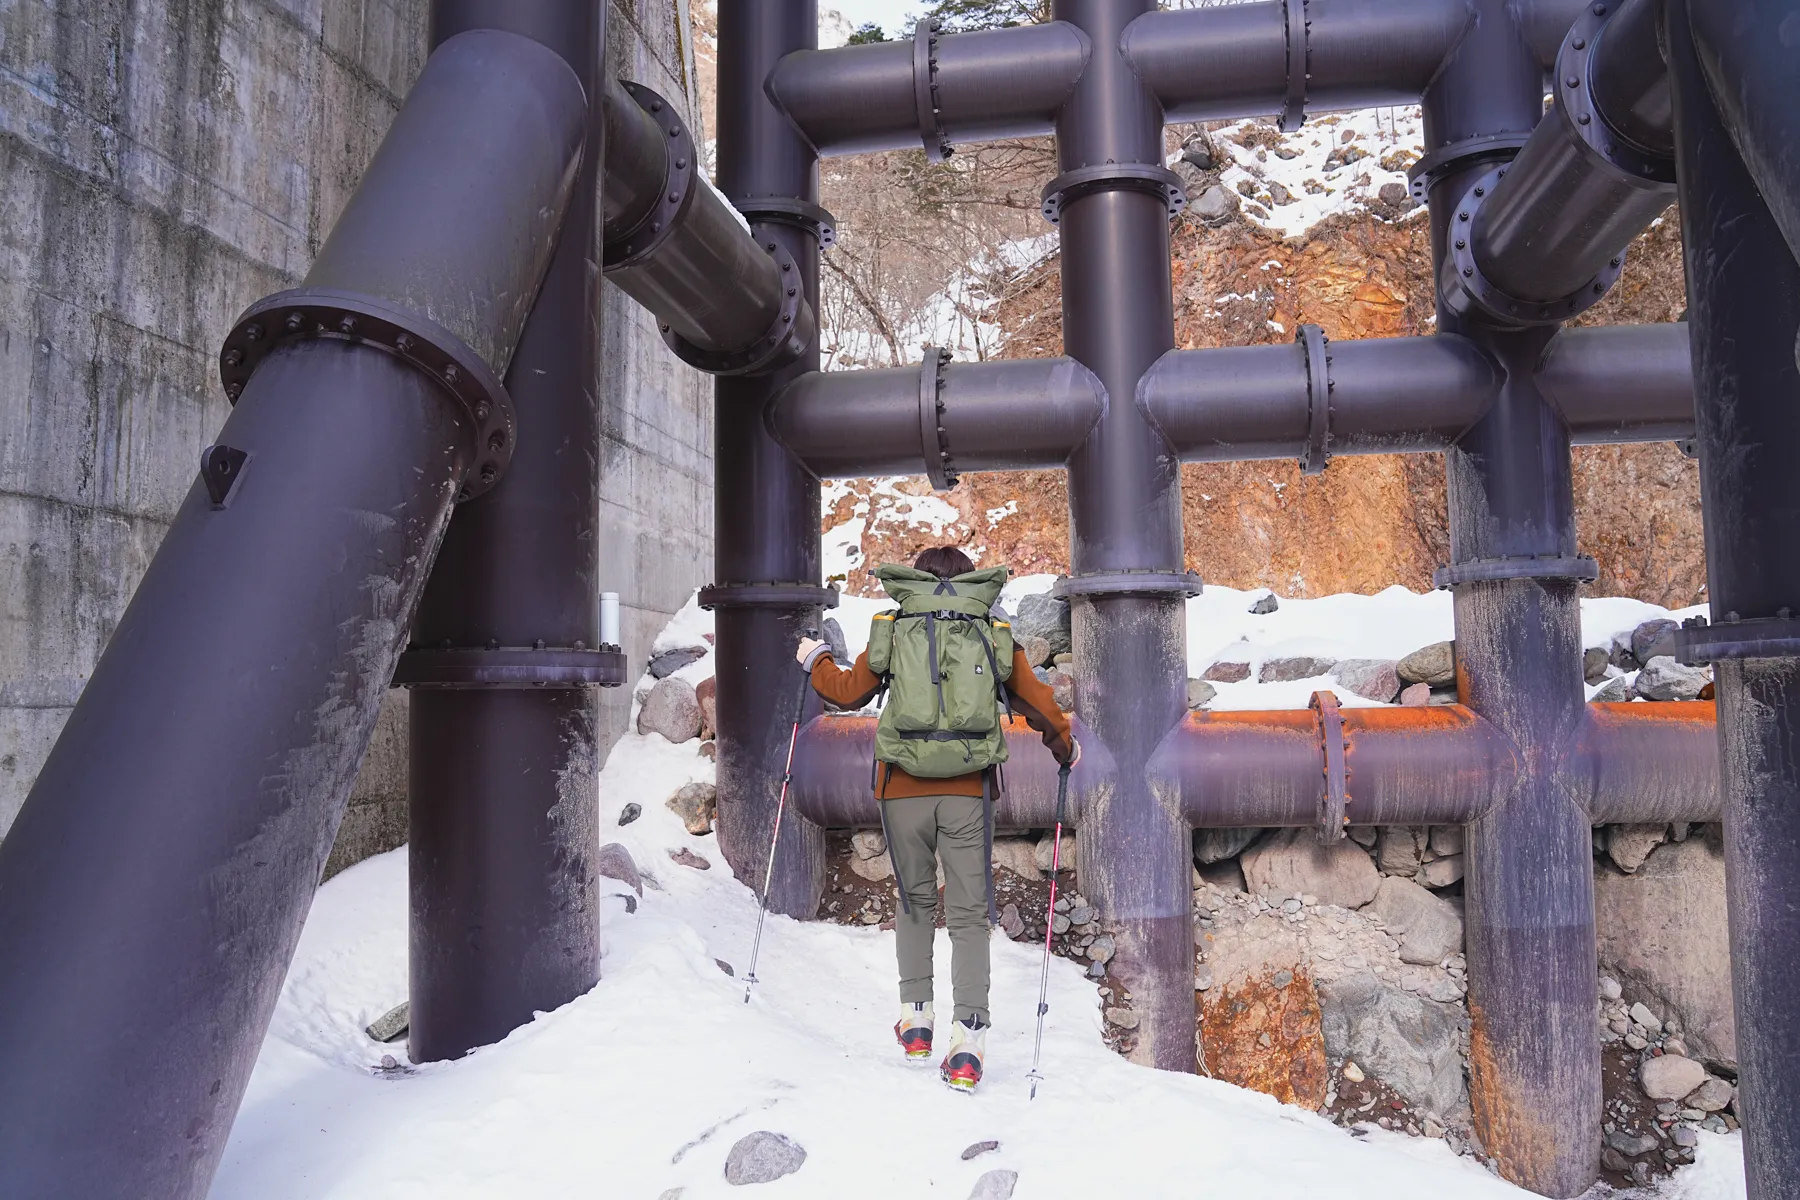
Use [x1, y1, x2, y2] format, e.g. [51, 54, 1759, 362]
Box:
[939, 1015, 986, 1093]
[896, 1001, 935, 1062]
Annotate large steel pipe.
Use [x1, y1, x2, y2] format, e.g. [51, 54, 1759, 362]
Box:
[1122, 0, 1471, 126]
[1571, 702, 1721, 823]
[766, 20, 1089, 158]
[1537, 323, 1695, 444]
[1670, 5, 1800, 1191]
[768, 356, 1106, 480]
[0, 30, 586, 1199]
[1138, 334, 1499, 464]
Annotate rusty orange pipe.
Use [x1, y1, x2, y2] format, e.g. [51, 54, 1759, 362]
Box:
[1565, 701, 1720, 822]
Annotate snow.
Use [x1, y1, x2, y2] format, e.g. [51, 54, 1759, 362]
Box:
[215, 587, 1740, 1199]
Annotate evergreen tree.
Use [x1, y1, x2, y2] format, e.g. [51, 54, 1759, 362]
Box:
[847, 21, 889, 44]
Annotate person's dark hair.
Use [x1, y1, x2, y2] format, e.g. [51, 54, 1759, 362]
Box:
[914, 546, 976, 579]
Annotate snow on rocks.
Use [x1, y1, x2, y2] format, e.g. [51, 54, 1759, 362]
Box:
[968, 1168, 1019, 1200]
[598, 843, 645, 896]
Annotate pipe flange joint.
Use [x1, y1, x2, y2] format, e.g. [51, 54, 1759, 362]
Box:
[735, 197, 838, 250]
[1310, 689, 1349, 844]
[1432, 554, 1599, 589]
[219, 287, 515, 503]
[601, 82, 699, 271]
[661, 239, 810, 376]
[697, 582, 841, 611]
[1041, 163, 1187, 226]
[1554, 2, 1676, 186]
[1442, 167, 1624, 326]
[917, 346, 958, 491]
[1051, 570, 1204, 600]
[1406, 133, 1531, 202]
[1279, 0, 1310, 133]
[912, 17, 954, 164]
[393, 645, 627, 689]
[1297, 322, 1332, 475]
[1672, 613, 1800, 663]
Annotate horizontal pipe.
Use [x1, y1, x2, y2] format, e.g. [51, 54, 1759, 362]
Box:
[1537, 323, 1696, 444]
[1124, 0, 1473, 125]
[766, 21, 1089, 158]
[1569, 701, 1721, 823]
[767, 356, 1106, 479]
[1516, 0, 1590, 70]
[1138, 334, 1499, 463]
[1588, 0, 1673, 160]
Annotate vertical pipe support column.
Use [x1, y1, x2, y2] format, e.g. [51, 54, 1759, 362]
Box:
[1422, 3, 1601, 1194]
[710, 0, 832, 918]
[1050, 0, 1195, 1073]
[1668, 4, 1800, 1192]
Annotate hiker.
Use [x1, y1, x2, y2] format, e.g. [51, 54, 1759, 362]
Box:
[797, 546, 1077, 1093]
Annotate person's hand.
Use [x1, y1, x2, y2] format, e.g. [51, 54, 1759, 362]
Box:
[796, 637, 826, 667]
[1067, 737, 1081, 768]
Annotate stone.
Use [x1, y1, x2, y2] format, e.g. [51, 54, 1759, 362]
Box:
[851, 830, 886, 860]
[1068, 904, 1096, 926]
[1181, 132, 1217, 170]
[822, 616, 850, 666]
[999, 902, 1026, 939]
[1672, 1125, 1699, 1149]
[968, 1169, 1018, 1200]
[1584, 646, 1612, 683]
[1194, 963, 1215, 990]
[848, 850, 895, 883]
[1012, 594, 1071, 658]
[1426, 687, 1457, 705]
[1611, 635, 1641, 672]
[1087, 935, 1115, 964]
[1376, 826, 1426, 877]
[1418, 854, 1464, 889]
[1348, 825, 1377, 849]
[962, 1140, 1000, 1161]
[724, 1131, 806, 1185]
[1203, 659, 1253, 683]
[1342, 1060, 1365, 1083]
[1192, 184, 1238, 227]
[1630, 1001, 1664, 1034]
[1197, 827, 1263, 864]
[1591, 676, 1632, 703]
[1333, 659, 1401, 704]
[1241, 827, 1381, 909]
[1607, 1129, 1659, 1157]
[1631, 618, 1681, 665]
[598, 843, 644, 896]
[1105, 1006, 1140, 1029]
[1399, 682, 1431, 707]
[1608, 823, 1670, 875]
[638, 676, 702, 743]
[1318, 971, 1468, 1120]
[1048, 669, 1075, 711]
[668, 847, 711, 871]
[1397, 642, 1456, 687]
[617, 802, 642, 826]
[699, 741, 717, 760]
[1640, 1054, 1708, 1101]
[696, 676, 717, 740]
[1249, 592, 1280, 614]
[1259, 655, 1338, 683]
[1267, 181, 1295, 206]
[1686, 1076, 1734, 1112]
[715, 959, 734, 976]
[649, 646, 707, 678]
[1377, 180, 1409, 206]
[1187, 678, 1218, 709]
[1634, 656, 1710, 702]
[665, 781, 717, 836]
[1035, 830, 1077, 874]
[1369, 875, 1464, 965]
[1428, 826, 1464, 857]
[1086, 961, 1107, 979]
[1020, 635, 1053, 668]
[991, 836, 1042, 880]
[365, 1001, 409, 1043]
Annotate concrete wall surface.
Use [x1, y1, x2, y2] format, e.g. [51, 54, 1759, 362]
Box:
[0, 0, 714, 870]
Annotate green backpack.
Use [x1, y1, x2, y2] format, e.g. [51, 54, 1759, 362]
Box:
[867, 564, 1014, 778]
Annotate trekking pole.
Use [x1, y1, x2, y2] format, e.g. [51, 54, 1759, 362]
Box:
[744, 662, 814, 1004]
[1026, 761, 1073, 1099]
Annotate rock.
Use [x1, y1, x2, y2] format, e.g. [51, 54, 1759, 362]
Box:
[1333, 659, 1400, 703]
[1068, 904, 1096, 926]
[649, 646, 707, 678]
[1631, 618, 1681, 664]
[1686, 1076, 1734, 1112]
[1048, 668, 1075, 711]
[1630, 1001, 1664, 1035]
[1267, 180, 1294, 206]
[597, 842, 644, 896]
[1196, 827, 1262, 864]
[1599, 974, 1623, 1002]
[1428, 826, 1463, 857]
[1641, 1054, 1709, 1101]
[724, 1131, 806, 1186]
[1418, 854, 1464, 889]
[968, 1169, 1018, 1200]
[617, 802, 642, 826]
[1197, 856, 1248, 893]
[696, 676, 717, 740]
[999, 902, 1026, 939]
[1607, 1129, 1659, 1157]
[851, 830, 886, 860]
[668, 847, 711, 871]
[1181, 132, 1217, 170]
[1427, 687, 1457, 705]
[1194, 963, 1215, 990]
[1203, 659, 1252, 683]
[1376, 825, 1426, 877]
[1584, 647, 1612, 683]
[666, 781, 717, 836]
[1635, 656, 1710, 701]
[1241, 827, 1381, 909]
[365, 1001, 409, 1043]
[1020, 635, 1052, 668]
[1610, 634, 1641, 672]
[1318, 970, 1468, 1119]
[1608, 823, 1669, 874]
[638, 676, 702, 743]
[1397, 642, 1456, 687]
[1192, 183, 1238, 227]
[991, 836, 1042, 880]
[1672, 1124, 1699, 1149]
[1087, 935, 1115, 964]
[1249, 592, 1280, 614]
[822, 616, 850, 666]
[1035, 830, 1077, 874]
[1342, 1060, 1365, 1083]
[1591, 675, 1632, 703]
[659, 1190, 685, 1200]
[1399, 682, 1431, 707]
[1259, 655, 1338, 683]
[1187, 678, 1217, 709]
[715, 959, 734, 976]
[1105, 1006, 1140, 1029]
[1369, 875, 1464, 964]
[1012, 594, 1071, 658]
[961, 1140, 1000, 1161]
[1086, 961, 1106, 979]
[699, 741, 716, 760]
[848, 850, 895, 883]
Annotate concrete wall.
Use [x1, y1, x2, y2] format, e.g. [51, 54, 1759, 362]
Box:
[0, 0, 714, 867]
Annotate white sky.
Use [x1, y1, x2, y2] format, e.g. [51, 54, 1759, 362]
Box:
[824, 0, 923, 35]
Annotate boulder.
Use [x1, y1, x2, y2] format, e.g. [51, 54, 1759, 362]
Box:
[1606, 823, 1668, 874]
[1249, 592, 1280, 614]
[649, 646, 707, 678]
[1640, 1054, 1708, 1101]
[1397, 642, 1456, 687]
[1259, 655, 1338, 683]
[1241, 828, 1380, 909]
[1418, 854, 1464, 889]
[1583, 646, 1612, 684]
[1332, 659, 1400, 703]
[848, 844, 896, 883]
[1196, 827, 1262, 865]
[1595, 835, 1736, 1067]
[1630, 618, 1681, 665]
[666, 781, 717, 835]
[851, 829, 886, 860]
[597, 843, 644, 896]
[822, 616, 850, 665]
[1035, 830, 1077, 875]
[1591, 675, 1632, 703]
[1187, 678, 1218, 709]
[724, 1131, 807, 1186]
[1428, 825, 1464, 857]
[696, 676, 717, 740]
[1686, 1076, 1734, 1112]
[1635, 656, 1710, 701]
[1012, 594, 1071, 658]
[1376, 180, 1409, 207]
[638, 676, 702, 743]
[1376, 825, 1426, 877]
[364, 1001, 409, 1044]
[1319, 970, 1468, 1120]
[1180, 132, 1217, 170]
[1192, 184, 1238, 228]
[1203, 660, 1252, 683]
[1020, 635, 1053, 668]
[968, 1169, 1019, 1200]
[1398, 682, 1431, 707]
[1368, 875, 1464, 964]
[991, 836, 1042, 880]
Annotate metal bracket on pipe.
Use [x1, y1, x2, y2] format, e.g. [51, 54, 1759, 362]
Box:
[1310, 690, 1348, 844]
[697, 583, 841, 611]
[1406, 133, 1531, 202]
[1279, 0, 1310, 132]
[1052, 570, 1203, 600]
[1554, 3, 1676, 185]
[601, 82, 699, 271]
[662, 239, 810, 377]
[735, 197, 838, 249]
[912, 18, 954, 163]
[219, 287, 516, 502]
[1040, 163, 1187, 226]
[917, 346, 958, 491]
[1297, 323, 1332, 475]
[1673, 614, 1800, 663]
[393, 645, 627, 689]
[1441, 167, 1624, 326]
[1432, 554, 1600, 589]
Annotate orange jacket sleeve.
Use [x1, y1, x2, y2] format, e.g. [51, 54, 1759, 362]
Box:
[1003, 647, 1076, 763]
[808, 649, 885, 709]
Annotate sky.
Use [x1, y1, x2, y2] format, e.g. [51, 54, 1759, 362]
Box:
[825, 0, 923, 36]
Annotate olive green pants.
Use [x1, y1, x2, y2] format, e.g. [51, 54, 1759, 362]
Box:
[883, 793, 990, 1025]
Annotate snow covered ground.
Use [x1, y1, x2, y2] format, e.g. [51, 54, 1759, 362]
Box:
[215, 583, 1740, 1199]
